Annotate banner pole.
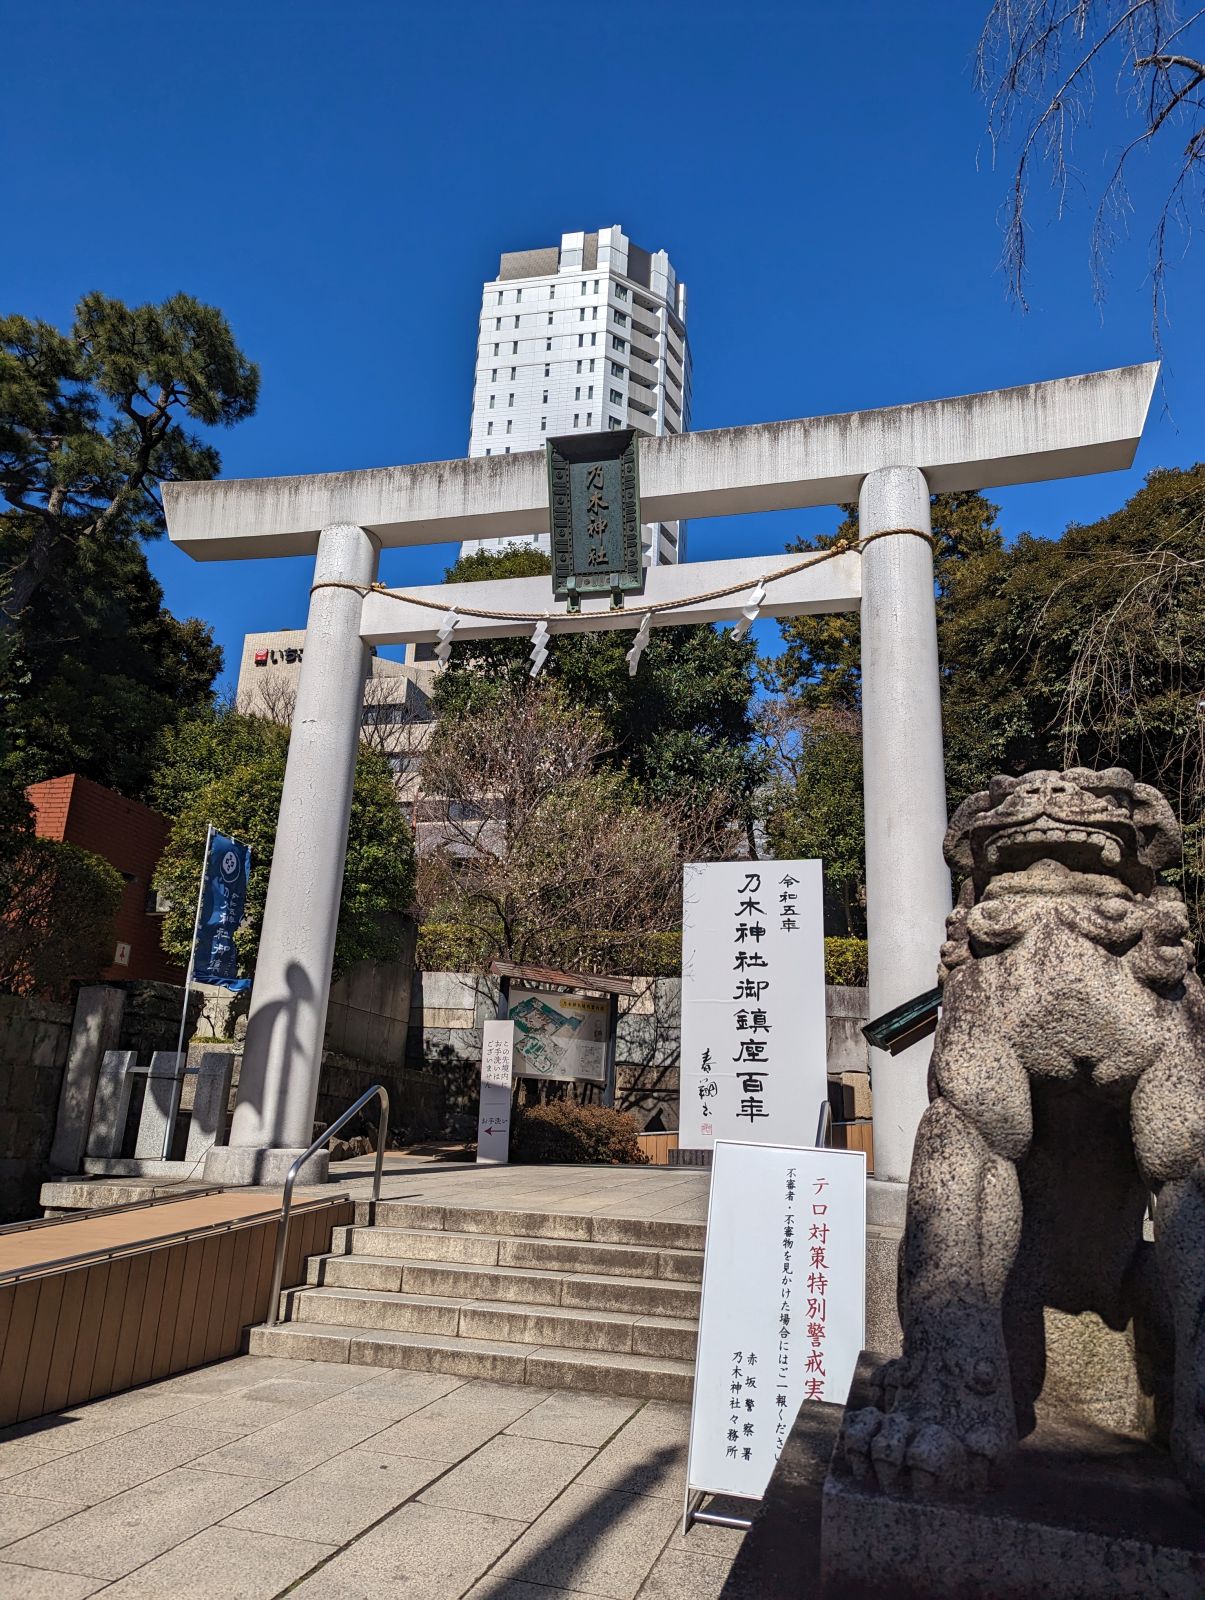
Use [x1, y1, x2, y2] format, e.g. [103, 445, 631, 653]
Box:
[163, 822, 211, 1160]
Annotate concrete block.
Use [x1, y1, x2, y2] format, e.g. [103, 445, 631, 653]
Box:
[310, 1256, 404, 1291]
[352, 1226, 501, 1265]
[560, 1274, 699, 1319]
[401, 1262, 563, 1307]
[50, 985, 125, 1172]
[133, 1051, 183, 1160]
[498, 1237, 660, 1279]
[589, 1216, 706, 1251]
[631, 1317, 698, 1361]
[348, 1329, 529, 1383]
[84, 1051, 137, 1159]
[248, 1325, 352, 1363]
[459, 1303, 635, 1354]
[184, 1051, 234, 1165]
[525, 1348, 693, 1403]
[655, 1248, 704, 1283]
[296, 1289, 462, 1337]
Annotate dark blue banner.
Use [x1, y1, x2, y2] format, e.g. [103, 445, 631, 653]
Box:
[193, 830, 251, 990]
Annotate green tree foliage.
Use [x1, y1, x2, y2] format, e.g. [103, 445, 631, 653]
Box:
[150, 706, 417, 984]
[0, 831, 123, 999]
[0, 293, 258, 794]
[764, 470, 1205, 944]
[431, 546, 761, 816]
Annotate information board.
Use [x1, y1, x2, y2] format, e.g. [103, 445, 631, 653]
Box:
[507, 991, 607, 1084]
[685, 1140, 866, 1508]
[481, 1019, 515, 1087]
[679, 860, 827, 1150]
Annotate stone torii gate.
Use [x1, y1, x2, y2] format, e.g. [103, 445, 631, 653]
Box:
[162, 364, 1156, 1198]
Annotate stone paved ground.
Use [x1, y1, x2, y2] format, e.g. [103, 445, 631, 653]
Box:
[0, 1355, 744, 1599]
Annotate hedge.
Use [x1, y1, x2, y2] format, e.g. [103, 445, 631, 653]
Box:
[509, 1102, 649, 1165]
[417, 923, 869, 986]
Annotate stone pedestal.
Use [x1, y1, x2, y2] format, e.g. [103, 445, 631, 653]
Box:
[820, 1358, 1204, 1599]
[184, 1051, 235, 1166]
[84, 1051, 138, 1159]
[134, 1051, 184, 1160]
[202, 1143, 329, 1187]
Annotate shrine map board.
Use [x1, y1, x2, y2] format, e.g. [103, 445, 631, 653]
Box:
[679, 860, 827, 1150]
[685, 1140, 866, 1507]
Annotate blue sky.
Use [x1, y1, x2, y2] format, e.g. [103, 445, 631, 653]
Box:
[4, 0, 1202, 683]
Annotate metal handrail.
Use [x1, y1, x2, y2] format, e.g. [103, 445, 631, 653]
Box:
[264, 1083, 389, 1327]
[815, 1099, 832, 1148]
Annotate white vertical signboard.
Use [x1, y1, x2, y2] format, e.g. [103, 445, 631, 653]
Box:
[477, 1020, 514, 1165]
[679, 860, 826, 1150]
[685, 1140, 866, 1517]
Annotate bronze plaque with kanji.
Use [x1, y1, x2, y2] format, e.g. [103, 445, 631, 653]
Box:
[546, 428, 644, 605]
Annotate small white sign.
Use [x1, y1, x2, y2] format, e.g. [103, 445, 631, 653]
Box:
[679, 860, 827, 1150]
[113, 941, 131, 967]
[481, 1020, 515, 1087]
[685, 1140, 866, 1507]
[476, 1080, 512, 1164]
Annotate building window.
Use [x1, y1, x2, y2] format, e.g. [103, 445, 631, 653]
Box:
[488, 395, 495, 409]
[592, 306, 598, 319]
[588, 385, 594, 398]
[549, 284, 555, 298]
[609, 416, 622, 429]
[493, 343, 499, 355]
[589, 359, 596, 371]
[485, 447, 492, 454]
[514, 316, 520, 328]
[578, 334, 584, 347]
[544, 364, 550, 376]
[508, 393, 514, 405]
[586, 412, 592, 426]
[580, 281, 587, 295]
[579, 308, 585, 322]
[506, 419, 512, 433]
[573, 413, 579, 426]
[616, 284, 629, 300]
[497, 290, 504, 303]
[490, 368, 497, 380]
[516, 288, 522, 301]
[546, 338, 552, 351]
[593, 279, 599, 291]
[510, 367, 516, 379]
[505, 446, 511, 454]
[610, 387, 623, 404]
[574, 386, 580, 400]
[612, 336, 626, 352]
[495, 317, 501, 329]
[614, 310, 627, 325]
[542, 389, 548, 402]
[548, 313, 553, 325]
[540, 417, 546, 431]
[590, 333, 597, 345]
[576, 360, 582, 373]
[512, 341, 518, 353]
[487, 420, 493, 434]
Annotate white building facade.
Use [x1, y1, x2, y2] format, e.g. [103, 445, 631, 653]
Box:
[462, 224, 691, 567]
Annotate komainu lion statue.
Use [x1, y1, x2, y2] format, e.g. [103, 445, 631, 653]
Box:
[841, 767, 1205, 1505]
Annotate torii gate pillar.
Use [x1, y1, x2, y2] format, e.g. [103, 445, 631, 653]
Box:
[859, 468, 950, 1183]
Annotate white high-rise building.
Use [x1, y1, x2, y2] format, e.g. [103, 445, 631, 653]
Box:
[462, 225, 691, 567]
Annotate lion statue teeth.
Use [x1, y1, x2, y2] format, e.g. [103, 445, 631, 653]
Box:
[840, 767, 1205, 1505]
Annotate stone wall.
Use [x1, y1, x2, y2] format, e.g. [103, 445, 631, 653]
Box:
[0, 995, 74, 1220]
[316, 1050, 445, 1144]
[406, 971, 870, 1135]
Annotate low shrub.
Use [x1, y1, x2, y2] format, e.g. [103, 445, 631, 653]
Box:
[510, 1102, 649, 1166]
[824, 937, 868, 987]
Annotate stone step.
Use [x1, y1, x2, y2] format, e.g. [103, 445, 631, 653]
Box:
[285, 1285, 698, 1360]
[248, 1320, 694, 1402]
[331, 1224, 702, 1282]
[306, 1253, 702, 1319]
[356, 1200, 705, 1253]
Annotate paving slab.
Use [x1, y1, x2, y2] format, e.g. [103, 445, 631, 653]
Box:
[419, 1433, 593, 1521]
[0, 1420, 246, 1506]
[95, 1523, 334, 1599]
[485, 1482, 680, 1599]
[0, 1466, 275, 1579]
[187, 1397, 395, 1482]
[0, 1491, 82, 1548]
[576, 1401, 690, 1501]
[224, 1445, 444, 1543]
[0, 1564, 103, 1598]
[289, 1501, 523, 1599]
[505, 1392, 640, 1448]
[637, 1548, 733, 1598]
[372, 1380, 547, 1463]
[466, 1581, 579, 1599]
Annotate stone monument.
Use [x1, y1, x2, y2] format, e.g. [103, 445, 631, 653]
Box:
[822, 767, 1205, 1597]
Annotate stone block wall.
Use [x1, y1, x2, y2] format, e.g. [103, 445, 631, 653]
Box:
[405, 971, 870, 1135]
[0, 995, 74, 1220]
